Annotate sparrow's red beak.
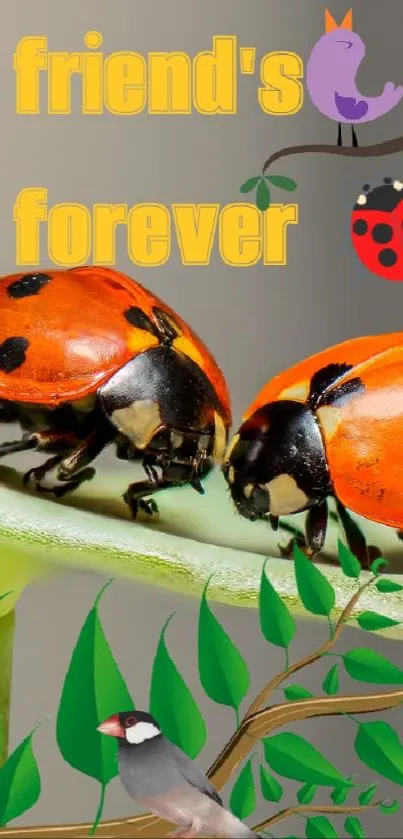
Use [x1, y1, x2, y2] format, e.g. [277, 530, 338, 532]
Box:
[97, 714, 124, 738]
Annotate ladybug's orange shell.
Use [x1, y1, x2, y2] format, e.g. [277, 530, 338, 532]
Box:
[244, 333, 403, 529]
[0, 267, 231, 417]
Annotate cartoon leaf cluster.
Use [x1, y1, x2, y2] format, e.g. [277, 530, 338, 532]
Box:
[0, 532, 403, 837]
[240, 173, 297, 210]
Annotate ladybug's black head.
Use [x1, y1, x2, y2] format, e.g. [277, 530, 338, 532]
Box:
[354, 177, 403, 212]
[98, 345, 230, 488]
[223, 400, 332, 520]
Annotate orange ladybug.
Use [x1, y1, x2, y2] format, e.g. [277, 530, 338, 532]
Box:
[223, 332, 403, 565]
[0, 266, 231, 516]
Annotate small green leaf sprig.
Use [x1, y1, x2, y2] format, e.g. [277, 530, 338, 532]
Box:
[240, 174, 297, 210]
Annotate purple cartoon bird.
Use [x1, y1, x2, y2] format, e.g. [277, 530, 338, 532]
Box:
[306, 9, 403, 147]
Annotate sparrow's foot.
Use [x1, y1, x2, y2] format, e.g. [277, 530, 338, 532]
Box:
[169, 823, 202, 838]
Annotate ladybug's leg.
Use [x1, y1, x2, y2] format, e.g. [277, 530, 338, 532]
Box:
[0, 437, 37, 457]
[351, 124, 358, 148]
[123, 478, 173, 519]
[0, 429, 77, 463]
[24, 427, 113, 496]
[305, 499, 328, 556]
[337, 123, 342, 146]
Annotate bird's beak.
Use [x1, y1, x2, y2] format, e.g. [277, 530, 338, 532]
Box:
[325, 9, 353, 33]
[97, 714, 124, 738]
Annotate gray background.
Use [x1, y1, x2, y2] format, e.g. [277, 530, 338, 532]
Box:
[2, 0, 403, 836]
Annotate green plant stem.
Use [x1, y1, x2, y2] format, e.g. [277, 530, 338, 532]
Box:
[343, 712, 360, 725]
[284, 647, 290, 671]
[89, 783, 106, 837]
[0, 609, 15, 766]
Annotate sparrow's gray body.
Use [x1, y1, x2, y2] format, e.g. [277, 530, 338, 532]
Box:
[118, 734, 256, 838]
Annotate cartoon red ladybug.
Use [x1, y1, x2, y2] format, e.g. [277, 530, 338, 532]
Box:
[351, 177, 403, 281]
[0, 266, 231, 517]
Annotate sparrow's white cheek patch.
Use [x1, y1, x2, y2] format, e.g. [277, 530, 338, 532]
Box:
[126, 722, 160, 744]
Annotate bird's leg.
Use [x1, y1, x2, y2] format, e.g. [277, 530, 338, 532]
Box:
[169, 822, 202, 838]
[337, 123, 342, 146]
[351, 124, 358, 147]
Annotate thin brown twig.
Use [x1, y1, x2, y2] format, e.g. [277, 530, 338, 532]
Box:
[254, 801, 382, 832]
[245, 577, 374, 718]
[261, 134, 403, 174]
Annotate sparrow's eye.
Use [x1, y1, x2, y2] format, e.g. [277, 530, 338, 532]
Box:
[126, 716, 137, 727]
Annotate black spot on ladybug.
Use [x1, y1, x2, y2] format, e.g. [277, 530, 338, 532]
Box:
[0, 337, 29, 372]
[308, 363, 353, 408]
[378, 248, 397, 267]
[152, 307, 180, 344]
[124, 307, 159, 337]
[7, 273, 51, 299]
[308, 363, 364, 409]
[353, 219, 368, 236]
[372, 223, 393, 244]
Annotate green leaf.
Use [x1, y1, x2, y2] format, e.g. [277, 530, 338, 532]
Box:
[344, 816, 365, 838]
[354, 720, 403, 784]
[263, 732, 352, 787]
[0, 591, 12, 604]
[305, 816, 338, 838]
[371, 557, 388, 575]
[283, 684, 314, 701]
[265, 174, 297, 191]
[229, 758, 256, 819]
[356, 611, 399, 631]
[358, 783, 377, 805]
[240, 176, 261, 193]
[293, 544, 336, 616]
[259, 564, 296, 649]
[322, 664, 339, 695]
[256, 179, 271, 211]
[342, 648, 403, 684]
[198, 581, 249, 716]
[375, 578, 403, 593]
[150, 616, 206, 759]
[337, 541, 361, 579]
[379, 799, 399, 814]
[0, 730, 41, 826]
[297, 783, 317, 804]
[259, 764, 283, 802]
[330, 785, 349, 804]
[56, 580, 133, 783]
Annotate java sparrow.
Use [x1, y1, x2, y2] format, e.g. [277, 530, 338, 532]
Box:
[98, 710, 259, 838]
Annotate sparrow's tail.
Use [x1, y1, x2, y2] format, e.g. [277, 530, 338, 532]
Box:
[220, 809, 259, 838]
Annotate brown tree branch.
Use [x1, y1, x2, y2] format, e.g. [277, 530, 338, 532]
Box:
[262, 134, 403, 174]
[245, 577, 374, 718]
[3, 688, 402, 838]
[254, 800, 382, 832]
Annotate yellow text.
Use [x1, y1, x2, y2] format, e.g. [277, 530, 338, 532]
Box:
[13, 188, 299, 267]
